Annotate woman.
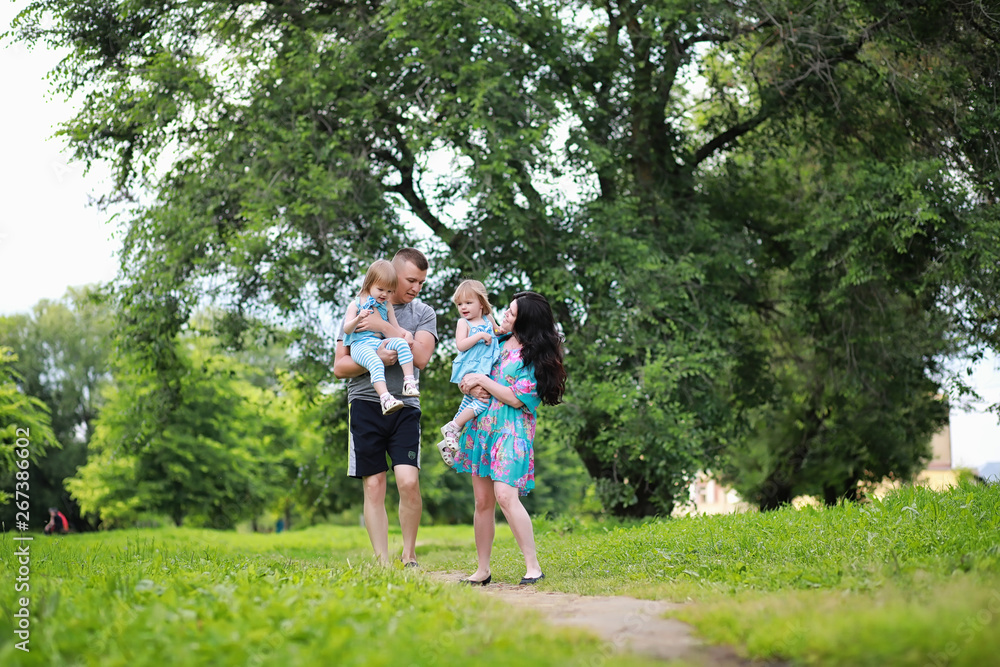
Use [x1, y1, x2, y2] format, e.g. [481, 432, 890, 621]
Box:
[450, 291, 567, 585]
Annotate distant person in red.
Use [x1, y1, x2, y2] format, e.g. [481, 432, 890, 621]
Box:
[44, 507, 69, 535]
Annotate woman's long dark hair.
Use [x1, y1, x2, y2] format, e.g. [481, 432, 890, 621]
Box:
[511, 291, 566, 406]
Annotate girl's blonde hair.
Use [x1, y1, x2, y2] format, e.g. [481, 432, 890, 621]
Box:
[452, 279, 493, 316]
[360, 259, 397, 296]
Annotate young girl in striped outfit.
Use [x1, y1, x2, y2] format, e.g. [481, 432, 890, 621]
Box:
[343, 259, 420, 415]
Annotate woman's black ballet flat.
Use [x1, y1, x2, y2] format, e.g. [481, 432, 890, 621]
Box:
[461, 575, 491, 586]
[519, 573, 545, 585]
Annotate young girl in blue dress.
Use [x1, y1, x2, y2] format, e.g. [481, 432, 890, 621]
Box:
[437, 280, 500, 464]
[342, 259, 420, 415]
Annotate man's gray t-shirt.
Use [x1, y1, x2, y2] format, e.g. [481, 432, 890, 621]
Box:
[339, 299, 438, 409]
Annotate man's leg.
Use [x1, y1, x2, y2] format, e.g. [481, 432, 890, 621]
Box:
[394, 464, 421, 565]
[362, 472, 390, 564]
[386, 407, 423, 565]
[350, 400, 392, 563]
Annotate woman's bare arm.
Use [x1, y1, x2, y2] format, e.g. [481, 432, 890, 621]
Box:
[460, 373, 524, 408]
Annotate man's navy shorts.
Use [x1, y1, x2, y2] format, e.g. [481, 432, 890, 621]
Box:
[347, 400, 422, 478]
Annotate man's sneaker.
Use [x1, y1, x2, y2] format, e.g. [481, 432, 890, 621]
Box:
[381, 393, 403, 415]
[402, 377, 420, 397]
[440, 422, 460, 450]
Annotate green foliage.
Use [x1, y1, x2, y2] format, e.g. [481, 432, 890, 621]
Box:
[0, 286, 114, 528]
[9, 0, 1000, 516]
[0, 287, 114, 444]
[67, 334, 307, 528]
[711, 152, 961, 507]
[0, 347, 58, 506]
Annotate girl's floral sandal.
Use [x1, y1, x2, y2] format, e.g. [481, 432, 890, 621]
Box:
[436, 440, 455, 467]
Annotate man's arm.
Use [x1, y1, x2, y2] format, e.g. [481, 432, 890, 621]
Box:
[407, 302, 438, 370]
[333, 299, 401, 380]
[333, 342, 365, 379]
[386, 303, 413, 343]
[358, 310, 394, 337]
[333, 341, 398, 379]
[410, 330, 435, 370]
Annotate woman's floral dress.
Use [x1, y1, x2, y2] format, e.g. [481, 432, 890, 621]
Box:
[451, 346, 540, 495]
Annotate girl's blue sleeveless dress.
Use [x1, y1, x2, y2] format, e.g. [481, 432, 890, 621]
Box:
[450, 321, 499, 383]
[344, 296, 388, 346]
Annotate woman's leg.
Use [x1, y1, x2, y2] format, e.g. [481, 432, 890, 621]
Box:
[493, 481, 542, 578]
[469, 474, 496, 581]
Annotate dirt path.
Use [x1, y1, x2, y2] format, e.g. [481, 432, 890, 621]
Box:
[432, 571, 767, 665]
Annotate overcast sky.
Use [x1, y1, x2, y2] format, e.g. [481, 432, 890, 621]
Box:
[2, 1, 997, 471]
[1, 1, 119, 315]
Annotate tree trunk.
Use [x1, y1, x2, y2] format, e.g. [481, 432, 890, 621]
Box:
[612, 484, 671, 518]
[758, 474, 795, 511]
[823, 476, 861, 506]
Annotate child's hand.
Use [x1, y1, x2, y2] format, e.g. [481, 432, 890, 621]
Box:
[480, 332, 492, 345]
[459, 374, 487, 394]
[402, 330, 414, 344]
[460, 374, 491, 402]
[354, 309, 373, 332]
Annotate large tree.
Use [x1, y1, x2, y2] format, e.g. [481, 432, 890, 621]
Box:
[11, 0, 1000, 514]
[0, 347, 58, 508]
[711, 152, 958, 507]
[0, 286, 114, 529]
[69, 333, 298, 528]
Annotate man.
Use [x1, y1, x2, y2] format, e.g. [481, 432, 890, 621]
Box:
[44, 507, 69, 535]
[333, 248, 437, 566]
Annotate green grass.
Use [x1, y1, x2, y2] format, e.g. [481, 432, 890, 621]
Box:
[0, 524, 655, 666]
[1, 482, 998, 666]
[423, 481, 1000, 666]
